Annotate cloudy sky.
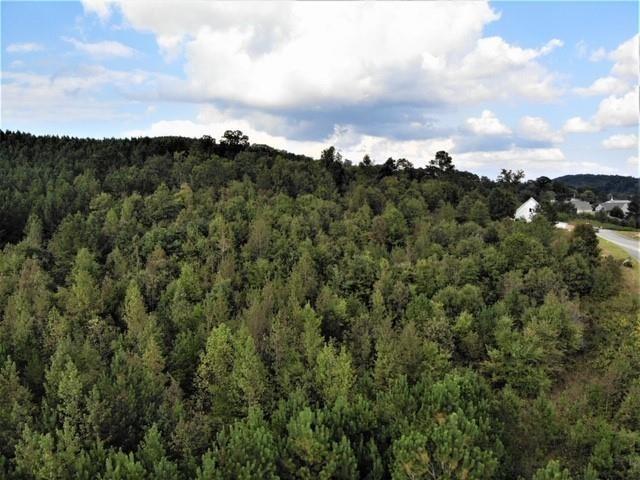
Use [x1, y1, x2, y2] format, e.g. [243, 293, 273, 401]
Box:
[2, 1, 638, 178]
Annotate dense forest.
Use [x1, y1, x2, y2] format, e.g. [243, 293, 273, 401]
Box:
[0, 130, 638, 479]
[554, 174, 640, 201]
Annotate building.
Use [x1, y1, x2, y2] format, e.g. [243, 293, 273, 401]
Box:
[514, 197, 540, 222]
[570, 198, 593, 214]
[595, 197, 630, 216]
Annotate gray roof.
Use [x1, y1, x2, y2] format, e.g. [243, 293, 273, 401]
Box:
[597, 199, 629, 212]
[570, 198, 592, 211]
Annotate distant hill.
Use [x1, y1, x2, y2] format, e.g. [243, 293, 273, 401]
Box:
[554, 174, 639, 198]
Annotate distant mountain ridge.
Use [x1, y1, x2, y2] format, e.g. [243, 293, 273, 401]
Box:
[554, 174, 639, 198]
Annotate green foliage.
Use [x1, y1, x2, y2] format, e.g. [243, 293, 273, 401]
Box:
[137, 424, 179, 480]
[561, 253, 593, 296]
[391, 372, 501, 480]
[197, 325, 267, 419]
[315, 344, 355, 404]
[282, 408, 358, 479]
[489, 188, 517, 220]
[569, 224, 600, 261]
[0, 132, 637, 479]
[206, 408, 278, 480]
[554, 174, 639, 199]
[532, 460, 573, 480]
[0, 358, 34, 460]
[484, 316, 551, 397]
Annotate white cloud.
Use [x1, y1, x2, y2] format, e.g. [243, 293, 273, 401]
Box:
[518, 116, 563, 143]
[610, 34, 639, 78]
[627, 155, 639, 172]
[455, 146, 569, 178]
[466, 110, 512, 135]
[125, 105, 455, 167]
[564, 89, 639, 133]
[574, 76, 630, 96]
[81, 0, 113, 19]
[457, 37, 562, 76]
[129, 110, 626, 177]
[566, 36, 639, 136]
[82, 1, 563, 109]
[456, 146, 565, 168]
[563, 116, 598, 133]
[63, 37, 136, 58]
[1, 67, 151, 121]
[593, 89, 639, 128]
[575, 35, 638, 97]
[457, 147, 622, 177]
[602, 133, 638, 150]
[586, 35, 638, 77]
[6, 42, 43, 53]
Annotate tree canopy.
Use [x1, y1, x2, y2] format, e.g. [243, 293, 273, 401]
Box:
[0, 130, 638, 479]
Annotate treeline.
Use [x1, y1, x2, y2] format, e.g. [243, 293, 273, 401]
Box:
[555, 174, 640, 201]
[0, 130, 638, 479]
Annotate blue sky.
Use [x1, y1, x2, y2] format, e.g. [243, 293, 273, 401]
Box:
[2, 1, 638, 178]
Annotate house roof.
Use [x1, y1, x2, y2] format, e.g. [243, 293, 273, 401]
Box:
[518, 197, 539, 208]
[570, 198, 592, 211]
[596, 199, 629, 211]
[515, 197, 539, 219]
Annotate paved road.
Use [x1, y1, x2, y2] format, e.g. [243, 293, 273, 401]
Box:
[596, 229, 640, 260]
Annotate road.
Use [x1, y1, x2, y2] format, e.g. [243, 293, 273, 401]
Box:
[596, 229, 640, 260]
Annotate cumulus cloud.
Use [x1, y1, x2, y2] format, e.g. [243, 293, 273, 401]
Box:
[610, 34, 639, 78]
[602, 133, 638, 150]
[574, 76, 630, 96]
[2, 67, 153, 121]
[593, 89, 639, 128]
[81, 0, 113, 19]
[81, 1, 563, 110]
[125, 105, 455, 166]
[575, 35, 638, 97]
[518, 116, 563, 143]
[73, 0, 574, 176]
[586, 34, 638, 77]
[6, 42, 43, 53]
[564, 89, 638, 133]
[129, 108, 598, 177]
[466, 110, 512, 135]
[456, 146, 565, 168]
[563, 116, 598, 133]
[457, 147, 622, 177]
[63, 37, 136, 57]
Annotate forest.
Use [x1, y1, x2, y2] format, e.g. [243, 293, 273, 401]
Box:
[554, 174, 639, 201]
[0, 129, 638, 479]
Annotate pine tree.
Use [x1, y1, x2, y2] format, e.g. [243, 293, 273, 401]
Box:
[210, 408, 278, 479]
[0, 357, 34, 461]
[315, 344, 355, 405]
[137, 424, 179, 480]
[532, 460, 573, 480]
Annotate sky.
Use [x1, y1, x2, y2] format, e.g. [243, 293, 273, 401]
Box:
[1, 1, 638, 179]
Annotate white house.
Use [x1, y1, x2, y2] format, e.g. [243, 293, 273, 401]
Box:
[595, 197, 630, 216]
[514, 197, 540, 222]
[570, 198, 593, 214]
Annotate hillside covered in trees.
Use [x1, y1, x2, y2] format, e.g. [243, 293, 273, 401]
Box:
[554, 174, 640, 200]
[0, 130, 638, 479]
